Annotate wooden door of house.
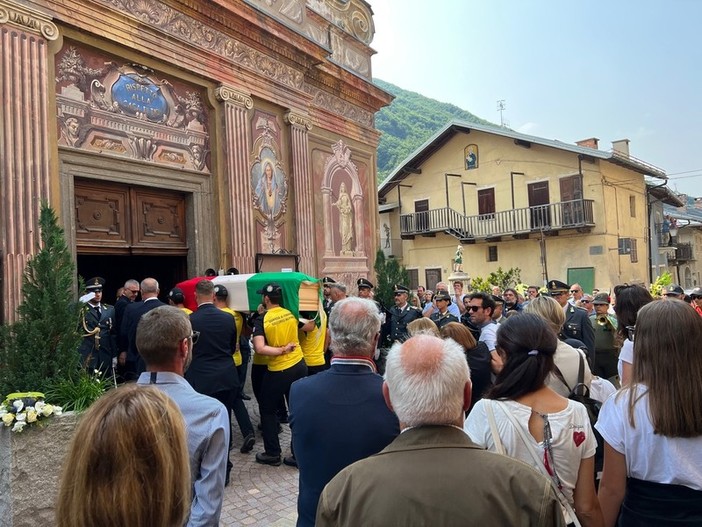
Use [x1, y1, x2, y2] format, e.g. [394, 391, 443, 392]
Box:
[415, 199, 430, 232]
[528, 181, 551, 229]
[560, 175, 584, 225]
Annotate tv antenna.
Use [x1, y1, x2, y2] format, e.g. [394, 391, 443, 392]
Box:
[497, 99, 507, 127]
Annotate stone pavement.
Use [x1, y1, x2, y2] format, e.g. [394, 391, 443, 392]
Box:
[221, 392, 299, 527]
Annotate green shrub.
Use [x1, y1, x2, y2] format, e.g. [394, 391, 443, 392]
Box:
[45, 368, 112, 412]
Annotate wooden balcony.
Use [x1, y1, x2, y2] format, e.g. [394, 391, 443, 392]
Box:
[400, 199, 595, 242]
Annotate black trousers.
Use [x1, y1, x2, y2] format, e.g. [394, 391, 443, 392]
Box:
[259, 360, 307, 456]
[619, 477, 702, 526]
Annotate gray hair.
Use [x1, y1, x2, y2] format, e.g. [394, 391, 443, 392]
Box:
[329, 282, 347, 294]
[123, 279, 139, 289]
[136, 306, 191, 366]
[385, 335, 470, 427]
[328, 297, 381, 355]
[140, 277, 159, 294]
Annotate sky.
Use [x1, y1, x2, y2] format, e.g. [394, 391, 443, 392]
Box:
[370, 0, 702, 198]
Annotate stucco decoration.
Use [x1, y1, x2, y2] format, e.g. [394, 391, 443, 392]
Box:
[0, 0, 59, 40]
[55, 44, 210, 172]
[250, 112, 288, 253]
[307, 0, 375, 44]
[96, 0, 304, 90]
[305, 85, 373, 127]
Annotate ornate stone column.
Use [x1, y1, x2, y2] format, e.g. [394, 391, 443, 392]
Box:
[284, 111, 316, 275]
[0, 1, 58, 322]
[352, 194, 365, 257]
[215, 85, 256, 273]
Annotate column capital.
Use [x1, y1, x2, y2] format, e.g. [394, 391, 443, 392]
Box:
[214, 85, 253, 109]
[284, 111, 313, 131]
[0, 0, 58, 40]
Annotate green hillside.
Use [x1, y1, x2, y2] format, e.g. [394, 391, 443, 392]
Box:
[374, 79, 494, 183]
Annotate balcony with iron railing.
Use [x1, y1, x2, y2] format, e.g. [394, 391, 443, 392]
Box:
[400, 199, 595, 242]
[667, 242, 695, 263]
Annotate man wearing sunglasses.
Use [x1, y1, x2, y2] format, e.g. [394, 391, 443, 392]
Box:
[136, 305, 230, 526]
[548, 279, 595, 366]
[466, 292, 501, 373]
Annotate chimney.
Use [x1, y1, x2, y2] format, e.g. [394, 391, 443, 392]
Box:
[576, 137, 599, 149]
[612, 139, 630, 157]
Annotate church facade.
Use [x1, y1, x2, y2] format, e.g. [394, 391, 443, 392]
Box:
[0, 0, 390, 321]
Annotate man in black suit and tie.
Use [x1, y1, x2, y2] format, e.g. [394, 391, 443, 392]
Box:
[119, 277, 165, 379]
[186, 279, 254, 485]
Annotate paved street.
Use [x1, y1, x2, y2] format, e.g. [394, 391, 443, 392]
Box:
[221, 390, 299, 526]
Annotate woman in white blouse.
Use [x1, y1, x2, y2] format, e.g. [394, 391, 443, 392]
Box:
[465, 313, 603, 527]
[596, 299, 702, 526]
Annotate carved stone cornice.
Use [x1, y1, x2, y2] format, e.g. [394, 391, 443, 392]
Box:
[96, 0, 304, 90]
[215, 85, 254, 109]
[305, 85, 373, 127]
[284, 111, 312, 131]
[0, 0, 58, 40]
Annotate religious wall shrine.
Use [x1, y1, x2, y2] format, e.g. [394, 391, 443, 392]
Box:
[0, 0, 390, 322]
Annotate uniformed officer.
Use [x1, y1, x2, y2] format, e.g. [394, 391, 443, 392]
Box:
[357, 277, 385, 319]
[322, 277, 336, 316]
[548, 279, 595, 365]
[78, 277, 116, 374]
[381, 284, 422, 346]
[589, 293, 619, 379]
[429, 291, 459, 330]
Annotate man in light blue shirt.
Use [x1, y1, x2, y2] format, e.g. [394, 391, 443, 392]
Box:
[136, 305, 230, 527]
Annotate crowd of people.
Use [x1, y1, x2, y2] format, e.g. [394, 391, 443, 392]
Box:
[65, 273, 702, 526]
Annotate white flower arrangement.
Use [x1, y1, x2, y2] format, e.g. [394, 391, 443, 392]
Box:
[0, 392, 63, 433]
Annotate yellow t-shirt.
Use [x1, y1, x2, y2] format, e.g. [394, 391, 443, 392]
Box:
[179, 306, 193, 315]
[299, 317, 326, 367]
[219, 306, 243, 367]
[254, 306, 303, 372]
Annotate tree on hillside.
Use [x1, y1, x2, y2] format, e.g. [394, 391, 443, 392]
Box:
[0, 204, 82, 395]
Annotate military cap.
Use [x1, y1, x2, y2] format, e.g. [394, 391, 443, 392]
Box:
[434, 291, 451, 303]
[168, 287, 185, 304]
[547, 280, 569, 294]
[393, 284, 410, 294]
[322, 276, 337, 285]
[256, 282, 282, 296]
[491, 294, 504, 304]
[214, 284, 228, 298]
[357, 277, 374, 289]
[592, 293, 611, 305]
[690, 287, 702, 298]
[664, 284, 684, 295]
[85, 277, 105, 292]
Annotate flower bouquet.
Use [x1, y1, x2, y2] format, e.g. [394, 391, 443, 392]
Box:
[0, 392, 63, 432]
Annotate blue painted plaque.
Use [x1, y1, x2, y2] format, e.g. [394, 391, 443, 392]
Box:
[111, 73, 168, 122]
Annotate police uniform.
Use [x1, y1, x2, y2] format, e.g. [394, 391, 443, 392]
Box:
[357, 277, 385, 318]
[383, 285, 422, 345]
[430, 292, 459, 330]
[548, 280, 596, 364]
[322, 277, 336, 316]
[78, 277, 116, 374]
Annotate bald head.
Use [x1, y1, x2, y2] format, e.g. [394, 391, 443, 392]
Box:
[140, 278, 159, 299]
[384, 335, 471, 428]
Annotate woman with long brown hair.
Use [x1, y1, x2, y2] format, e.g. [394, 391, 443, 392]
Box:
[57, 385, 190, 527]
[597, 299, 702, 526]
[611, 284, 653, 386]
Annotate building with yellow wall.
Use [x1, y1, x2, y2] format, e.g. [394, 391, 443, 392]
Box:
[378, 122, 674, 294]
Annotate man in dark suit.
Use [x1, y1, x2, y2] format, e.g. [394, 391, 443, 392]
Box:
[112, 278, 139, 381]
[186, 279, 254, 485]
[119, 277, 165, 378]
[289, 297, 400, 527]
[548, 279, 595, 365]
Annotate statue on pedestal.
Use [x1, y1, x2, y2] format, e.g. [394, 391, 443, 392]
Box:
[333, 182, 354, 256]
[453, 245, 464, 273]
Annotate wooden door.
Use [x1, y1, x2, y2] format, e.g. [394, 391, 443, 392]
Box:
[415, 199, 430, 232]
[560, 175, 584, 225]
[74, 179, 187, 255]
[528, 181, 551, 229]
[425, 268, 442, 291]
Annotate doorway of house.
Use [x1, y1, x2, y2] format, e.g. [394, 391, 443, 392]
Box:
[76, 254, 187, 303]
